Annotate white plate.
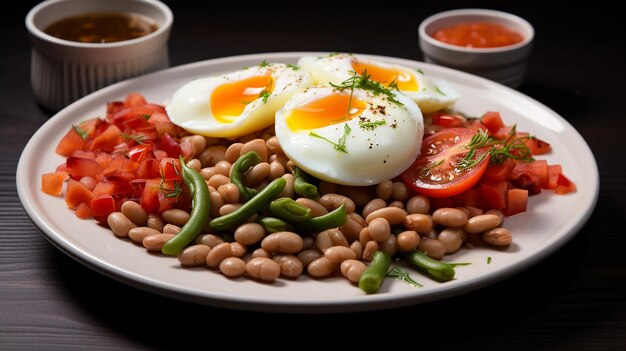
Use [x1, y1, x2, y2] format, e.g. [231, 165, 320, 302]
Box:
[17, 52, 599, 313]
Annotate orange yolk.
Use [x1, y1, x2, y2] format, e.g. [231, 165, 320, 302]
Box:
[351, 60, 418, 91]
[287, 93, 366, 131]
[210, 75, 273, 123]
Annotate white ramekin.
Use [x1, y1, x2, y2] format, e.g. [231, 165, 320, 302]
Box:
[26, 0, 173, 112]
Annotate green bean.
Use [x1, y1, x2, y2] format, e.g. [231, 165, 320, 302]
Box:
[256, 216, 293, 233]
[359, 251, 391, 294]
[293, 166, 319, 200]
[162, 159, 210, 255]
[269, 197, 312, 223]
[230, 151, 261, 201]
[295, 203, 347, 233]
[404, 250, 456, 282]
[209, 177, 286, 231]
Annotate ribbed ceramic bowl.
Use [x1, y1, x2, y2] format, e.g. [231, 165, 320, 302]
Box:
[419, 8, 534, 88]
[26, 0, 173, 112]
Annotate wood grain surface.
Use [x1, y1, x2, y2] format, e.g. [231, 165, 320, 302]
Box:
[1, 1, 624, 350]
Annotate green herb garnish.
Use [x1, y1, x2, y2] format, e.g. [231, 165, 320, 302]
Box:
[72, 124, 89, 141]
[487, 256, 492, 264]
[434, 85, 447, 96]
[331, 70, 403, 106]
[259, 90, 271, 103]
[386, 266, 422, 288]
[359, 119, 386, 130]
[286, 63, 299, 70]
[258, 60, 270, 67]
[309, 124, 351, 154]
[121, 133, 147, 145]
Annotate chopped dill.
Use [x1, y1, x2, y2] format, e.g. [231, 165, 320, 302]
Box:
[386, 266, 422, 288]
[359, 119, 386, 130]
[286, 63, 299, 70]
[309, 124, 351, 153]
[258, 60, 270, 67]
[121, 133, 147, 145]
[72, 124, 88, 141]
[434, 85, 447, 96]
[487, 256, 492, 264]
[330, 70, 403, 106]
[259, 90, 271, 103]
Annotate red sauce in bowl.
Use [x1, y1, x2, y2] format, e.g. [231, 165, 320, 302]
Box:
[433, 22, 523, 48]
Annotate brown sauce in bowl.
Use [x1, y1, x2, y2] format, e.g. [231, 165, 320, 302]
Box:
[43, 12, 158, 44]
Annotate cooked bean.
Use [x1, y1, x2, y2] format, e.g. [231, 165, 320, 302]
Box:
[200, 167, 216, 180]
[270, 153, 290, 171]
[482, 227, 513, 246]
[422, 228, 438, 239]
[234, 222, 266, 245]
[206, 242, 233, 268]
[241, 139, 268, 162]
[297, 249, 323, 267]
[296, 198, 328, 217]
[265, 136, 282, 155]
[203, 136, 220, 147]
[350, 241, 363, 260]
[128, 227, 161, 243]
[146, 213, 164, 232]
[279, 173, 295, 198]
[243, 162, 270, 186]
[368, 217, 391, 242]
[432, 207, 468, 227]
[455, 206, 470, 217]
[230, 242, 247, 257]
[224, 142, 244, 164]
[315, 230, 333, 252]
[362, 241, 379, 261]
[208, 174, 231, 189]
[186, 158, 202, 173]
[365, 207, 407, 225]
[219, 257, 246, 278]
[213, 160, 232, 177]
[388, 200, 404, 209]
[177, 244, 211, 266]
[319, 193, 355, 214]
[339, 215, 364, 242]
[198, 145, 227, 167]
[375, 180, 393, 201]
[195, 234, 224, 248]
[325, 246, 357, 263]
[406, 195, 430, 214]
[261, 231, 303, 254]
[162, 223, 181, 234]
[465, 214, 501, 233]
[438, 228, 465, 254]
[246, 257, 281, 281]
[379, 234, 398, 256]
[340, 259, 368, 283]
[209, 189, 225, 218]
[273, 255, 303, 278]
[327, 228, 349, 247]
[121, 201, 147, 226]
[359, 227, 372, 247]
[486, 209, 505, 225]
[465, 206, 484, 218]
[404, 213, 433, 234]
[187, 135, 207, 157]
[161, 209, 190, 227]
[348, 212, 367, 227]
[391, 181, 410, 201]
[107, 212, 136, 238]
[338, 186, 373, 207]
[419, 238, 446, 260]
[307, 257, 338, 278]
[397, 230, 420, 252]
[142, 233, 175, 251]
[301, 236, 314, 250]
[362, 198, 386, 218]
[268, 161, 286, 180]
[217, 183, 240, 204]
[251, 248, 272, 259]
[219, 203, 243, 216]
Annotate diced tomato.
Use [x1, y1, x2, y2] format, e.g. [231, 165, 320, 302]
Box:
[74, 202, 93, 219]
[41, 171, 68, 195]
[459, 187, 486, 209]
[128, 144, 153, 162]
[493, 126, 530, 141]
[79, 176, 97, 191]
[140, 178, 162, 213]
[55, 127, 85, 157]
[505, 188, 528, 216]
[547, 164, 562, 190]
[525, 137, 552, 155]
[481, 111, 505, 135]
[90, 195, 116, 217]
[555, 174, 576, 194]
[160, 132, 182, 158]
[149, 112, 178, 138]
[483, 158, 516, 183]
[106, 101, 125, 122]
[89, 124, 123, 152]
[467, 119, 488, 133]
[66, 156, 103, 179]
[124, 92, 148, 108]
[136, 158, 161, 179]
[92, 181, 117, 197]
[66, 179, 95, 209]
[160, 158, 182, 182]
[432, 113, 466, 128]
[482, 181, 507, 209]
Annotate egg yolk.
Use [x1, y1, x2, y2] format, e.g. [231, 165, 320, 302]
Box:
[210, 75, 273, 123]
[351, 60, 418, 91]
[287, 93, 366, 131]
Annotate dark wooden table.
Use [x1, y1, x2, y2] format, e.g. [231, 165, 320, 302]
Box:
[2, 1, 624, 350]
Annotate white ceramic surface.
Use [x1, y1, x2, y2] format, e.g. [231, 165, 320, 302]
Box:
[26, 0, 173, 112]
[419, 9, 534, 88]
[17, 52, 599, 313]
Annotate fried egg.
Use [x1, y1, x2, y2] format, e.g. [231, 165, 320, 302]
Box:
[297, 53, 459, 113]
[274, 85, 424, 186]
[166, 63, 313, 137]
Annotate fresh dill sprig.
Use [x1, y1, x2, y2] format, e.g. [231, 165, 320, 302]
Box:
[72, 124, 88, 141]
[330, 70, 403, 106]
[258, 60, 270, 67]
[309, 124, 351, 153]
[386, 266, 422, 288]
[359, 119, 386, 130]
[121, 133, 147, 145]
[259, 90, 271, 103]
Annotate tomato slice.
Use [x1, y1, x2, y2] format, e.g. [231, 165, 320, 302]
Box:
[401, 128, 491, 198]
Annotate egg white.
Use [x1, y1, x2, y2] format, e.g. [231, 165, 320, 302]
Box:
[274, 86, 424, 186]
[166, 63, 313, 138]
[298, 53, 459, 113]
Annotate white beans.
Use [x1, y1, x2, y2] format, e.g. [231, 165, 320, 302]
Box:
[246, 257, 281, 281]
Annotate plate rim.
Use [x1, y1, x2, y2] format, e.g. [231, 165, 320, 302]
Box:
[17, 51, 600, 313]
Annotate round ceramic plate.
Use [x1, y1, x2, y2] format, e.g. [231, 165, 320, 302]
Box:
[16, 52, 599, 313]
